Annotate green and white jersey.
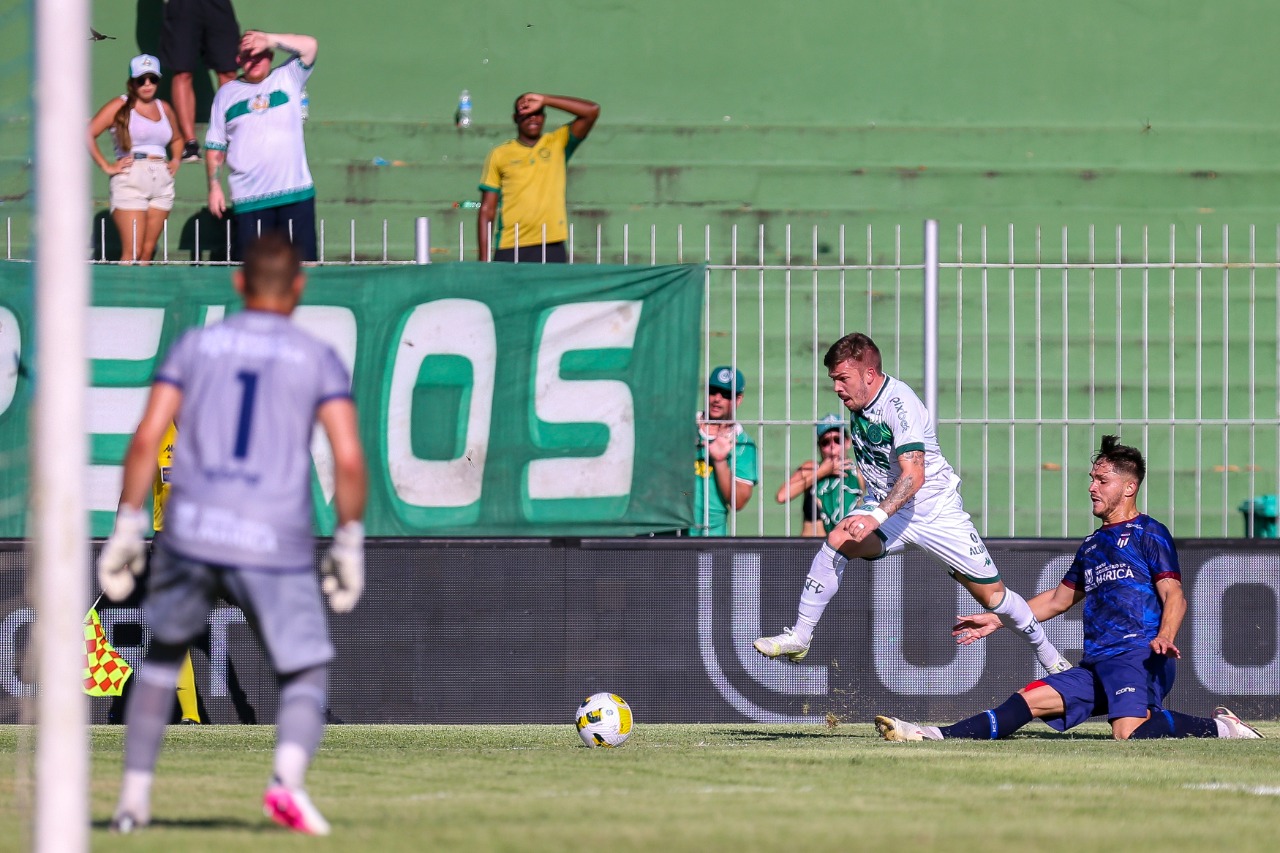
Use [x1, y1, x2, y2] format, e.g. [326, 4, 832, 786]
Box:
[206, 58, 315, 213]
[690, 419, 758, 536]
[849, 374, 960, 519]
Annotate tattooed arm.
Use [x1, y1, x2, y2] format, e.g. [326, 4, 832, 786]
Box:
[878, 450, 924, 516]
[834, 449, 923, 544]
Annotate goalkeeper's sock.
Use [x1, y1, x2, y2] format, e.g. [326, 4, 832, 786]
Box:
[122, 651, 181, 774]
[792, 543, 848, 645]
[175, 650, 201, 723]
[939, 693, 1034, 740]
[118, 648, 183, 821]
[1129, 710, 1218, 739]
[986, 587, 1067, 671]
[274, 665, 329, 789]
[116, 770, 153, 825]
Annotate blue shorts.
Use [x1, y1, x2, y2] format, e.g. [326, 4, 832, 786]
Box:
[1039, 648, 1175, 732]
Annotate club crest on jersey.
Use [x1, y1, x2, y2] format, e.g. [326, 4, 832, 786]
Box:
[250, 93, 272, 112]
[854, 417, 891, 446]
[1117, 533, 1130, 548]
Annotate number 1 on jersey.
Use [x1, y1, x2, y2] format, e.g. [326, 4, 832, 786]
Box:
[234, 370, 259, 459]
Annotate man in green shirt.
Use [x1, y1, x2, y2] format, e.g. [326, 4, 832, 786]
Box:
[776, 414, 866, 535]
[691, 366, 758, 535]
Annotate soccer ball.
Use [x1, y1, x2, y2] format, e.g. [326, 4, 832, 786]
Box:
[575, 692, 633, 748]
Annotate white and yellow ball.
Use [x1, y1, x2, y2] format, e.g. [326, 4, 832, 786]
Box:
[575, 692, 633, 747]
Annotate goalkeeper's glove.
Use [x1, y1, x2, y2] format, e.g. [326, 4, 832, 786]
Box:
[97, 506, 149, 601]
[321, 520, 364, 613]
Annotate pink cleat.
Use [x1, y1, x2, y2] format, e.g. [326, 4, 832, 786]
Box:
[263, 783, 331, 836]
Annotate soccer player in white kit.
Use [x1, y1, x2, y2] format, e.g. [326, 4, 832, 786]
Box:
[98, 233, 367, 835]
[754, 332, 1071, 675]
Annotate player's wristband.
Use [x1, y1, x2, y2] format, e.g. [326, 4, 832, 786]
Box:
[869, 507, 889, 525]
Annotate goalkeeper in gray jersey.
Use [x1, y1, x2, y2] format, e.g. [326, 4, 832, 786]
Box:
[98, 232, 368, 836]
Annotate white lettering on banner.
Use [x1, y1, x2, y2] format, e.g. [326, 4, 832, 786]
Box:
[99, 608, 151, 675]
[87, 306, 164, 361]
[86, 307, 165, 513]
[527, 301, 641, 501]
[387, 299, 496, 508]
[0, 607, 35, 697]
[209, 606, 247, 697]
[695, 554, 825, 723]
[293, 306, 358, 503]
[0, 307, 19, 416]
[730, 551, 827, 696]
[1193, 555, 1280, 695]
[872, 555, 985, 694]
[1038, 555, 1082, 656]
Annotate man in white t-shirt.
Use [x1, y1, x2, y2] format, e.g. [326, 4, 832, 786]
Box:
[206, 29, 317, 261]
[754, 332, 1072, 676]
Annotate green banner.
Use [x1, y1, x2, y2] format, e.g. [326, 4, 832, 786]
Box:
[0, 262, 704, 536]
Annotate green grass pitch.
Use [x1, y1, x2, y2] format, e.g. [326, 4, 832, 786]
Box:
[2, 722, 1278, 851]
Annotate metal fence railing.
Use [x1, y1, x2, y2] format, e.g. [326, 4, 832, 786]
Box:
[4, 217, 1277, 538]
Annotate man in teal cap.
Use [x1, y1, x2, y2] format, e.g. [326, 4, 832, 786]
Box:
[776, 414, 866, 536]
[692, 366, 758, 535]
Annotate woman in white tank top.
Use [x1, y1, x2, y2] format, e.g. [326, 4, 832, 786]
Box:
[87, 54, 183, 264]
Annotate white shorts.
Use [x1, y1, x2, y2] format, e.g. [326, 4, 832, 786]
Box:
[869, 492, 1000, 583]
[108, 159, 176, 212]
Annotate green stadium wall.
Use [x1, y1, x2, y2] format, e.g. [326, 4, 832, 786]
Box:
[2, 1, 1279, 259]
[0, 1, 1275, 537]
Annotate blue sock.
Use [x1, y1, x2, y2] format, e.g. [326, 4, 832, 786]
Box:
[1128, 710, 1218, 739]
[940, 693, 1033, 740]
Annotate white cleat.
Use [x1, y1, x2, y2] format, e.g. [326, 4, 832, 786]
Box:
[875, 715, 933, 742]
[108, 812, 148, 834]
[263, 783, 332, 836]
[1213, 706, 1264, 739]
[753, 627, 810, 662]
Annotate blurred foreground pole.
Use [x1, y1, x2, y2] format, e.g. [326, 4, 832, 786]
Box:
[32, 0, 91, 850]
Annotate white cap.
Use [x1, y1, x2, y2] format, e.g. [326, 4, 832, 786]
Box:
[129, 54, 161, 79]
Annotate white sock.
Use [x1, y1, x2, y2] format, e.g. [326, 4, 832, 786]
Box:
[116, 769, 153, 823]
[793, 543, 848, 645]
[274, 742, 310, 790]
[987, 587, 1064, 669]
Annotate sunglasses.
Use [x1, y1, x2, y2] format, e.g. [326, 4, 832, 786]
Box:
[134, 74, 160, 86]
[707, 387, 733, 399]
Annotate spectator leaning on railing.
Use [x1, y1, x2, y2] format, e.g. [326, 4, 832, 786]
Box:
[775, 414, 866, 537]
[691, 366, 757, 536]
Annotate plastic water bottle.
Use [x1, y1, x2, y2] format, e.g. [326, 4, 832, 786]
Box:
[300, 88, 309, 123]
[456, 89, 472, 129]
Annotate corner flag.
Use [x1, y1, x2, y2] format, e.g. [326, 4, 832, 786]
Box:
[82, 607, 132, 696]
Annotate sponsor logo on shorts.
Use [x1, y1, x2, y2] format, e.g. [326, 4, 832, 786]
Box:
[1115, 686, 1136, 696]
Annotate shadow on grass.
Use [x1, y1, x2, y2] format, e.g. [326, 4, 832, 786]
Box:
[712, 726, 1118, 743]
[713, 728, 846, 741]
[1009, 729, 1116, 741]
[92, 815, 263, 832]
